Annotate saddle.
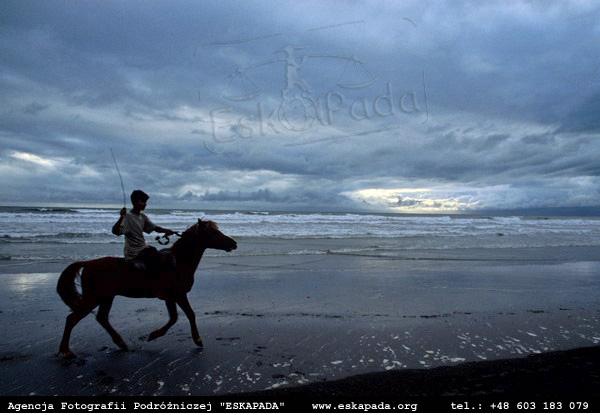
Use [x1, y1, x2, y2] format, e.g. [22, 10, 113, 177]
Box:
[128, 246, 176, 278]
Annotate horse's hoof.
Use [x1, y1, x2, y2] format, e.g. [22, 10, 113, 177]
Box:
[116, 342, 129, 351]
[58, 350, 76, 359]
[193, 336, 204, 348]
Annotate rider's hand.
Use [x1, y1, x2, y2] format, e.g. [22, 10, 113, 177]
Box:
[120, 207, 127, 217]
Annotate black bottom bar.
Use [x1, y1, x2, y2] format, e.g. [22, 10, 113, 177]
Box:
[0, 396, 597, 413]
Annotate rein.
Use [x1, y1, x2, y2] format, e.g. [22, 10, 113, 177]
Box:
[155, 231, 183, 246]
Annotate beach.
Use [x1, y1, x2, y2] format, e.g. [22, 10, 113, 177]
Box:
[1, 208, 600, 397]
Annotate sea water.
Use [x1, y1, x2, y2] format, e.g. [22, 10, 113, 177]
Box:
[1, 206, 600, 262]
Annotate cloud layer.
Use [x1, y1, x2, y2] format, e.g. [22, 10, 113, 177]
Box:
[1, 0, 600, 212]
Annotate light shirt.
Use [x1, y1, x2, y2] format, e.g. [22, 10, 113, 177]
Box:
[118, 210, 156, 259]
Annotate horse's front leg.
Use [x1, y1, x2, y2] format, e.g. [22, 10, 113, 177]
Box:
[176, 294, 203, 348]
[147, 300, 178, 342]
[96, 298, 128, 351]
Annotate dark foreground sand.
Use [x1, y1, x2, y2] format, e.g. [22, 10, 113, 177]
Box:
[1, 246, 600, 397]
[238, 345, 600, 399]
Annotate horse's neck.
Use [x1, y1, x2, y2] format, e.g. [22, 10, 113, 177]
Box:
[187, 248, 205, 272]
[174, 241, 205, 275]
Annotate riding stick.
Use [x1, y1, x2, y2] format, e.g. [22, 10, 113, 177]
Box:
[109, 148, 126, 207]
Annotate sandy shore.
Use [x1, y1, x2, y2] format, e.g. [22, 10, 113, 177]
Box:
[237, 345, 600, 399]
[1, 246, 600, 396]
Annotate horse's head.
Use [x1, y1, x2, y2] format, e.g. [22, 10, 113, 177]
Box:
[190, 219, 237, 252]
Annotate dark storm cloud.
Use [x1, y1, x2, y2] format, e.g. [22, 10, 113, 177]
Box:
[22, 101, 49, 115]
[1, 0, 600, 210]
[559, 93, 600, 133]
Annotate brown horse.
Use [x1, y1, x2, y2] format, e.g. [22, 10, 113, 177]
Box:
[56, 219, 237, 358]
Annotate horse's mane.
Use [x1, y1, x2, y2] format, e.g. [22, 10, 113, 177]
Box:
[204, 220, 219, 231]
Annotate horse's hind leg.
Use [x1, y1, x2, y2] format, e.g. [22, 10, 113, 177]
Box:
[59, 303, 95, 358]
[147, 300, 177, 342]
[176, 295, 203, 348]
[96, 298, 128, 351]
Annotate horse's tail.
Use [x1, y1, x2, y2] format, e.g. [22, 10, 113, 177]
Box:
[57, 261, 86, 311]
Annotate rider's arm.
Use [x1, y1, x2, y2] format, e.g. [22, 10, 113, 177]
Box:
[112, 208, 127, 236]
[142, 215, 174, 236]
[154, 225, 175, 236]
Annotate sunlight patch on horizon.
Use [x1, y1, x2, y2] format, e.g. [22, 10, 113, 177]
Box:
[342, 187, 480, 213]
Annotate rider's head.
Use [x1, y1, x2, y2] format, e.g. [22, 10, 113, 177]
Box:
[130, 189, 149, 212]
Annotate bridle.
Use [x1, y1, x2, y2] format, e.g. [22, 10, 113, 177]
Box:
[155, 220, 209, 245]
[155, 231, 183, 246]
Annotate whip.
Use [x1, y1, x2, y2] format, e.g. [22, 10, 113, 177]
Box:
[110, 148, 126, 207]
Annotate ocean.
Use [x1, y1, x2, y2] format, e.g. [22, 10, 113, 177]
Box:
[1, 206, 600, 263]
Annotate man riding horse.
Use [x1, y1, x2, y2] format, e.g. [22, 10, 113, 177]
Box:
[112, 189, 175, 275]
[57, 215, 238, 357]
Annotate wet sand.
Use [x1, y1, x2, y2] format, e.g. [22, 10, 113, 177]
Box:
[239, 345, 600, 399]
[1, 247, 600, 396]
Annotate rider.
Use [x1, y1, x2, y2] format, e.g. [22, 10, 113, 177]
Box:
[112, 190, 175, 274]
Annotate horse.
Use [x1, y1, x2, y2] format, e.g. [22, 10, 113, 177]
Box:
[56, 219, 237, 358]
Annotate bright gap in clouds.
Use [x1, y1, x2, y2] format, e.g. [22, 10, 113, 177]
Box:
[10, 151, 57, 168]
[343, 188, 480, 213]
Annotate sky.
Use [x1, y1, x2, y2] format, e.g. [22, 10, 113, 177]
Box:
[1, 0, 600, 213]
